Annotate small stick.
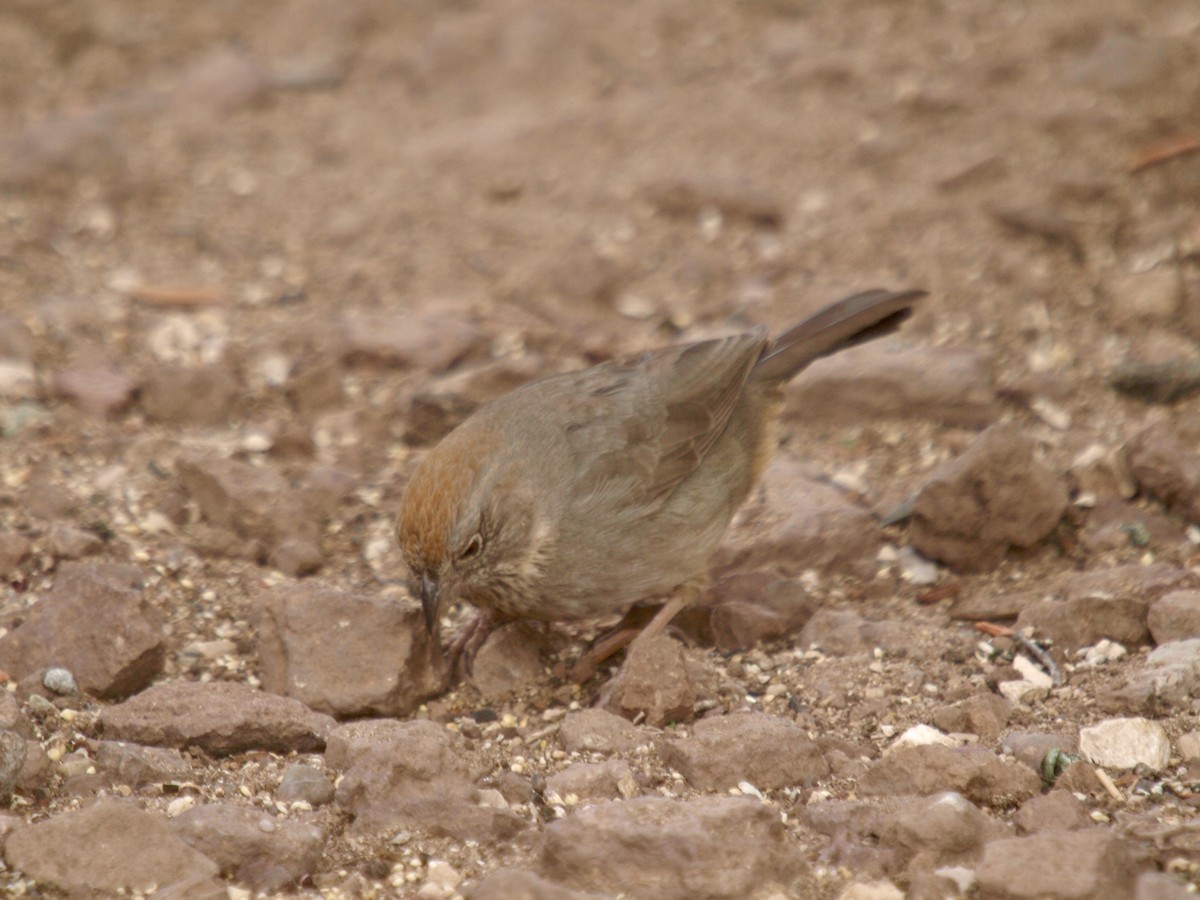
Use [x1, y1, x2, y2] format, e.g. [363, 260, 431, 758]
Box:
[1093, 767, 1124, 802]
[1127, 135, 1200, 173]
[128, 284, 231, 308]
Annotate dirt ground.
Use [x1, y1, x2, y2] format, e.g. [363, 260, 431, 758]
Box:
[2, 0, 1200, 897]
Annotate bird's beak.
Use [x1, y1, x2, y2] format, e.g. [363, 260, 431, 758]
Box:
[418, 573, 440, 633]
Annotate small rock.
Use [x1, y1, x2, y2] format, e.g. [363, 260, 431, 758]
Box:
[1079, 717, 1171, 772]
[1177, 730, 1200, 761]
[278, 763, 335, 806]
[93, 741, 193, 787]
[0, 561, 164, 699]
[97, 681, 334, 756]
[0, 731, 27, 803]
[878, 791, 992, 868]
[1148, 590, 1200, 643]
[930, 693, 1011, 741]
[1100, 639, 1200, 714]
[662, 712, 829, 790]
[46, 523, 103, 559]
[539, 796, 807, 899]
[470, 623, 545, 700]
[976, 828, 1134, 898]
[545, 760, 636, 803]
[716, 457, 880, 579]
[1136, 871, 1195, 900]
[177, 453, 324, 569]
[910, 423, 1067, 571]
[466, 869, 603, 900]
[52, 365, 137, 418]
[600, 634, 695, 728]
[1013, 791, 1091, 834]
[1126, 423, 1200, 522]
[860, 745, 1040, 806]
[4, 800, 219, 894]
[254, 581, 447, 717]
[42, 667, 78, 696]
[643, 174, 783, 228]
[788, 345, 997, 428]
[140, 363, 238, 426]
[556, 708, 646, 755]
[698, 571, 817, 651]
[332, 719, 523, 843]
[886, 724, 959, 752]
[171, 803, 326, 891]
[341, 306, 485, 372]
[1068, 443, 1136, 500]
[0, 532, 31, 576]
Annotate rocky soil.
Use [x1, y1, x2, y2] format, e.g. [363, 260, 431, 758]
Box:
[2, 0, 1200, 897]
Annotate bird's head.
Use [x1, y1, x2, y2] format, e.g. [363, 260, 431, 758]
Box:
[395, 426, 548, 630]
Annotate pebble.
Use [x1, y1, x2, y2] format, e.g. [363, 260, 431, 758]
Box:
[43, 667, 78, 696]
[1079, 717, 1171, 772]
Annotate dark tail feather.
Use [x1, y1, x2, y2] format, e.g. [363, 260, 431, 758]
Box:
[751, 288, 925, 384]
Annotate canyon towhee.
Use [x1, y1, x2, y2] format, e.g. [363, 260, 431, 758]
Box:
[397, 288, 923, 676]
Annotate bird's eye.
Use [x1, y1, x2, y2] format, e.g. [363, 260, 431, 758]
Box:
[459, 533, 483, 561]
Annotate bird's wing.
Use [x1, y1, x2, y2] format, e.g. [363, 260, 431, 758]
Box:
[560, 329, 767, 512]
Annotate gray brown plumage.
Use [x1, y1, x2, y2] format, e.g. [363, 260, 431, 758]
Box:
[396, 288, 923, 669]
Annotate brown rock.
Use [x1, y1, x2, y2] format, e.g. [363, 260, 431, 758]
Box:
[177, 453, 323, 569]
[1148, 590, 1200, 643]
[556, 708, 646, 755]
[285, 356, 344, 417]
[16, 740, 51, 793]
[93, 741, 193, 787]
[470, 623, 545, 700]
[546, 760, 636, 802]
[254, 582, 448, 717]
[171, 803, 325, 891]
[1013, 791, 1091, 834]
[716, 457, 880, 579]
[1064, 564, 1200, 604]
[930, 693, 1011, 740]
[1136, 872, 1194, 900]
[798, 608, 912, 657]
[600, 634, 695, 728]
[141, 363, 239, 427]
[1099, 639, 1200, 714]
[1126, 423, 1200, 521]
[1017, 596, 1149, 650]
[277, 764, 335, 807]
[46, 522, 103, 559]
[96, 681, 335, 756]
[910, 424, 1067, 572]
[699, 571, 817, 651]
[0, 731, 26, 803]
[643, 174, 783, 227]
[539, 796, 808, 898]
[0, 561, 164, 698]
[4, 800, 219, 894]
[52, 365, 137, 418]
[860, 745, 1040, 807]
[878, 791, 994, 868]
[788, 345, 997, 427]
[341, 306, 485, 372]
[975, 828, 1135, 898]
[467, 869, 603, 900]
[662, 712, 828, 790]
[332, 719, 522, 842]
[0, 532, 30, 577]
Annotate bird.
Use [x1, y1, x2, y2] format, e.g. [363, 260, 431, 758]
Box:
[396, 288, 923, 678]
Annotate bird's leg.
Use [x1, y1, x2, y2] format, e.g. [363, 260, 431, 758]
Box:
[568, 585, 699, 683]
[446, 609, 498, 678]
